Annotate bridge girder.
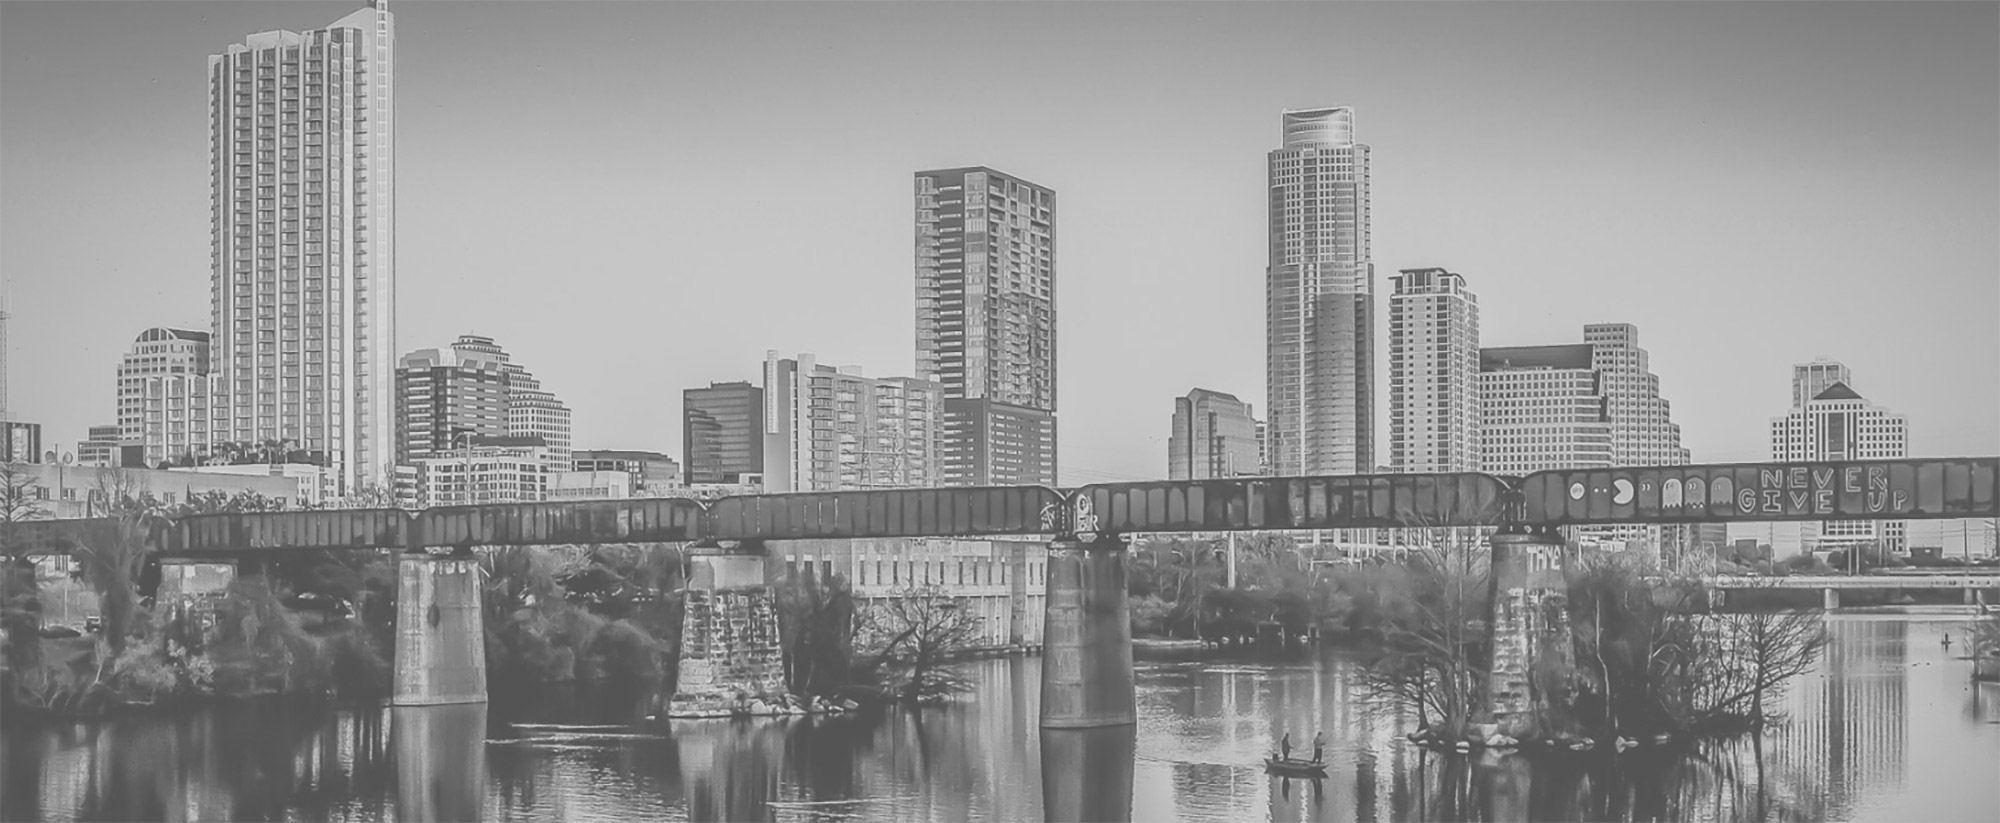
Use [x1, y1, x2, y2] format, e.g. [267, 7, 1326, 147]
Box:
[3, 458, 1992, 556]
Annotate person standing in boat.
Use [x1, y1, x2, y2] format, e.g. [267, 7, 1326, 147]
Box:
[1312, 731, 1326, 764]
[1280, 732, 1294, 760]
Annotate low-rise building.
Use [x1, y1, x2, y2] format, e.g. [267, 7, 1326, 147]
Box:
[169, 462, 328, 507]
[76, 425, 120, 468]
[777, 537, 1048, 649]
[547, 470, 633, 501]
[3, 462, 302, 518]
[572, 449, 682, 496]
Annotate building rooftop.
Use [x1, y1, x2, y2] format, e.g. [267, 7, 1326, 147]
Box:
[1811, 381, 1864, 401]
[1479, 344, 1595, 372]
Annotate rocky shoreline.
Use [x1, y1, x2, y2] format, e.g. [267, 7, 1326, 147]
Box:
[658, 692, 862, 720]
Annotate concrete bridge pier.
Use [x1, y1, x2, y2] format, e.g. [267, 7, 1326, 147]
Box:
[666, 541, 788, 718]
[392, 550, 488, 706]
[1824, 588, 1841, 610]
[1040, 535, 1136, 729]
[1483, 526, 1580, 740]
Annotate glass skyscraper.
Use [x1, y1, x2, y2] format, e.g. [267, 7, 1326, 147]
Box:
[1267, 107, 1373, 477]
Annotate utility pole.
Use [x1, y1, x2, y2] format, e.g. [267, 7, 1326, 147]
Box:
[1227, 531, 1238, 589]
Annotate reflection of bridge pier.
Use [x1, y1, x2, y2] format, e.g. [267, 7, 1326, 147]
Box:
[1041, 726, 1136, 823]
[393, 703, 488, 822]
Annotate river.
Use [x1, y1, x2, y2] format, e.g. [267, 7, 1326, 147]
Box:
[4, 614, 1996, 822]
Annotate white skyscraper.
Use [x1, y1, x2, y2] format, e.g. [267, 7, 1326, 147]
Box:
[204, 1, 396, 494]
[1389, 268, 1480, 474]
[1267, 106, 1373, 477]
[1792, 357, 1853, 411]
[1584, 324, 1689, 467]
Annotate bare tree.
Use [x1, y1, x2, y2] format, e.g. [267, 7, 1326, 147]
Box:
[1693, 610, 1827, 728]
[1355, 543, 1490, 737]
[856, 586, 982, 704]
[1, 463, 51, 674]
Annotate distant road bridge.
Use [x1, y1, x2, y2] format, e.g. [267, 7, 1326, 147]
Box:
[1707, 572, 2000, 608]
[8, 457, 1995, 725]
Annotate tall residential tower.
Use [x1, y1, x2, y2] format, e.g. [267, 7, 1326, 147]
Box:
[1268, 107, 1373, 477]
[204, 0, 396, 493]
[914, 167, 1057, 487]
[1389, 268, 1480, 473]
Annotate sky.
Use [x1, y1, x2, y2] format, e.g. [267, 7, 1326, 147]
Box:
[2, 0, 1995, 484]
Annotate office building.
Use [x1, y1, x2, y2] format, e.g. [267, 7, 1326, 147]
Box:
[762, 352, 943, 492]
[781, 537, 1047, 649]
[76, 425, 121, 468]
[442, 335, 571, 466]
[397, 335, 570, 471]
[914, 166, 1057, 486]
[1167, 389, 1261, 480]
[409, 434, 549, 507]
[1792, 357, 1853, 411]
[395, 339, 510, 463]
[1770, 366, 1909, 551]
[205, 1, 397, 494]
[683, 381, 764, 484]
[1478, 344, 1612, 476]
[1389, 268, 1480, 474]
[1267, 106, 1373, 477]
[572, 449, 681, 496]
[114, 328, 215, 468]
[2, 420, 41, 464]
[1585, 324, 1689, 467]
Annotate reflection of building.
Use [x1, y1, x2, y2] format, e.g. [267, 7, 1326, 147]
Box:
[1767, 619, 1909, 818]
[915, 166, 1058, 487]
[1770, 363, 1909, 552]
[683, 381, 764, 485]
[1266, 107, 1374, 478]
[1168, 388, 1261, 480]
[1389, 268, 1480, 474]
[761, 352, 943, 492]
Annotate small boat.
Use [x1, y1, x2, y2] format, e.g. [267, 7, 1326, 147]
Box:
[1264, 755, 1328, 777]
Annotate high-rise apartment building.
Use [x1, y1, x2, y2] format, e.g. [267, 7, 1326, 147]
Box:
[1478, 344, 1613, 476]
[202, 1, 396, 494]
[914, 167, 1057, 487]
[396, 335, 569, 469]
[0, 295, 9, 420]
[762, 352, 943, 493]
[1770, 365, 1909, 551]
[117, 328, 213, 466]
[1168, 389, 1261, 480]
[1267, 107, 1373, 477]
[1585, 324, 1690, 467]
[683, 381, 764, 485]
[1389, 268, 1480, 473]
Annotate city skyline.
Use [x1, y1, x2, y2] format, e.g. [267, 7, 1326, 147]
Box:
[3, 1, 1995, 483]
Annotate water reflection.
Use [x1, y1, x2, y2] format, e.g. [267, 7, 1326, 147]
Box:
[4, 615, 1995, 822]
[394, 704, 486, 823]
[1042, 726, 1135, 823]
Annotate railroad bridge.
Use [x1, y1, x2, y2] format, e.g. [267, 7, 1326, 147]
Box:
[11, 458, 1996, 731]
